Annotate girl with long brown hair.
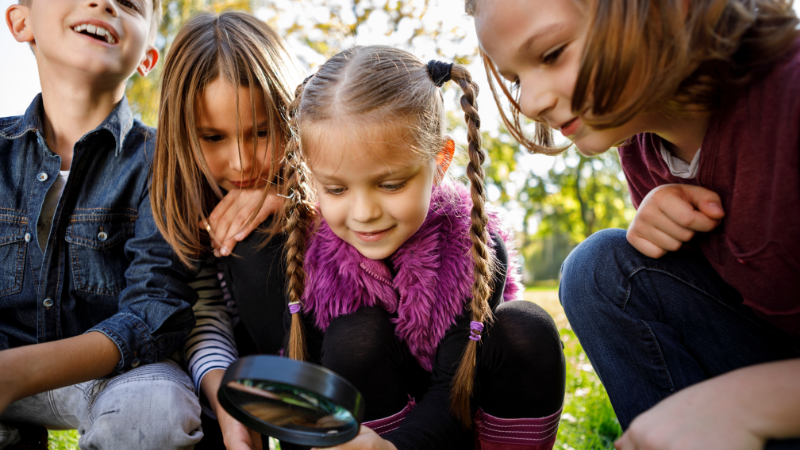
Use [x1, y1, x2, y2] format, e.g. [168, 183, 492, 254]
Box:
[278, 45, 565, 450]
[469, 0, 800, 448]
[150, 11, 297, 450]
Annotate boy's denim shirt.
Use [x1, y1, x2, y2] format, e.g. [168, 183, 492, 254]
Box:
[0, 95, 199, 373]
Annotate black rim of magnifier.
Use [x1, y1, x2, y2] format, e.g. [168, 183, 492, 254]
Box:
[218, 355, 365, 447]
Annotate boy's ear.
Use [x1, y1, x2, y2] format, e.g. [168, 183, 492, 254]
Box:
[435, 138, 455, 184]
[6, 4, 34, 44]
[136, 46, 159, 77]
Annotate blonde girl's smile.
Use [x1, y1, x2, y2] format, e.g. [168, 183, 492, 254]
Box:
[307, 123, 451, 261]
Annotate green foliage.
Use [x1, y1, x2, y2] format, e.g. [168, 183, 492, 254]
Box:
[48, 430, 79, 450]
[558, 328, 622, 449]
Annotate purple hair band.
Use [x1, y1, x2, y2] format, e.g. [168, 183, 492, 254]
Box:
[288, 301, 301, 315]
[469, 321, 484, 341]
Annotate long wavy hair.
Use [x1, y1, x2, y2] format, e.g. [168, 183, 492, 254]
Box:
[279, 45, 493, 427]
[151, 11, 296, 267]
[466, 0, 800, 154]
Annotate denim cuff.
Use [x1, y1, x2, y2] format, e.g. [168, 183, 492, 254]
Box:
[88, 313, 157, 374]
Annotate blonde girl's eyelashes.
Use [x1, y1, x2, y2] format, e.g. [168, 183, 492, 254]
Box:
[257, 129, 269, 138]
[511, 78, 521, 93]
[380, 181, 407, 192]
[200, 134, 224, 143]
[542, 44, 567, 65]
[324, 186, 346, 195]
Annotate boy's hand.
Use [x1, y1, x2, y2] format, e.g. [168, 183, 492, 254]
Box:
[312, 426, 398, 450]
[627, 184, 724, 258]
[203, 188, 283, 257]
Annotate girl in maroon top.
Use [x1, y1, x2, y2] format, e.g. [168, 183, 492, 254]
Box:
[466, 0, 800, 449]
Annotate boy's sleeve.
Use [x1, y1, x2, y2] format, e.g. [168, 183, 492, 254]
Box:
[88, 189, 199, 374]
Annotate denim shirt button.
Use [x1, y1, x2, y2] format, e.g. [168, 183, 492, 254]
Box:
[42, 298, 54, 308]
[131, 358, 140, 368]
[24, 233, 31, 243]
[37, 172, 48, 182]
[97, 231, 108, 241]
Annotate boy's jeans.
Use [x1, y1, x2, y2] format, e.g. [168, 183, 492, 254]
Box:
[560, 229, 800, 448]
[0, 359, 202, 450]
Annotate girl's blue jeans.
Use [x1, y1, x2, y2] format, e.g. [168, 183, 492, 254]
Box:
[560, 229, 800, 447]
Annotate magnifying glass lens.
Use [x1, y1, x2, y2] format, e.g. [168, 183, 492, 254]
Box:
[226, 380, 356, 432]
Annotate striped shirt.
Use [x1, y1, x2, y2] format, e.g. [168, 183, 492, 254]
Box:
[184, 256, 239, 394]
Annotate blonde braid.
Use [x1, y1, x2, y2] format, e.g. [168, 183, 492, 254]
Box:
[282, 81, 316, 361]
[448, 65, 494, 427]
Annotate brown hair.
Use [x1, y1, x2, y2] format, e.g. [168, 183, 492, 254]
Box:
[467, 0, 800, 153]
[151, 11, 295, 267]
[280, 46, 493, 426]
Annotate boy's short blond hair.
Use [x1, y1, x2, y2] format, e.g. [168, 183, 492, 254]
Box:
[19, 0, 163, 43]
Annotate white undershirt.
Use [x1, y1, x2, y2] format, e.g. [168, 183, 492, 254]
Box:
[659, 139, 701, 179]
[37, 170, 70, 251]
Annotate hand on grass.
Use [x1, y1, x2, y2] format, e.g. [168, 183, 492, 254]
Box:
[203, 188, 283, 257]
[627, 184, 724, 258]
[614, 375, 763, 450]
[312, 426, 398, 450]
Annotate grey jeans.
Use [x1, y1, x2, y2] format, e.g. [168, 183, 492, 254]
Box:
[0, 359, 203, 450]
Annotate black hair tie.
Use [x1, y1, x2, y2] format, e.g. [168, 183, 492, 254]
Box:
[427, 60, 453, 87]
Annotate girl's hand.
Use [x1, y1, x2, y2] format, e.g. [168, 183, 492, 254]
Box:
[627, 184, 724, 258]
[312, 426, 398, 450]
[202, 369, 263, 450]
[217, 405, 263, 450]
[614, 376, 763, 450]
[204, 188, 283, 257]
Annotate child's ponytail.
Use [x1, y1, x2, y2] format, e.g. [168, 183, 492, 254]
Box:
[447, 65, 495, 427]
[281, 80, 316, 361]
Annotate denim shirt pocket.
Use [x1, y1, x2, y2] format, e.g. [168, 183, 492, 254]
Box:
[65, 214, 136, 296]
[0, 214, 28, 297]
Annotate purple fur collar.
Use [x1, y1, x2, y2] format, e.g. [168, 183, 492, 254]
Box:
[303, 181, 522, 371]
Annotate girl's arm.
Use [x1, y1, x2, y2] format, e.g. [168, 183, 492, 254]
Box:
[616, 359, 800, 450]
[184, 256, 239, 393]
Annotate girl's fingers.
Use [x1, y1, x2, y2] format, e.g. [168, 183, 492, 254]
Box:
[626, 231, 669, 259]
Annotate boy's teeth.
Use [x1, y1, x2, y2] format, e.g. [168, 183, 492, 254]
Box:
[72, 24, 115, 44]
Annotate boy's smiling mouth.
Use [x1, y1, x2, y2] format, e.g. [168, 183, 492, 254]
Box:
[71, 22, 118, 45]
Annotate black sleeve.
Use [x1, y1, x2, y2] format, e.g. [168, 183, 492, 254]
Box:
[383, 234, 509, 450]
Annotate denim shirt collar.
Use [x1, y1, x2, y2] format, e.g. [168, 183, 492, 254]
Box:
[4, 93, 135, 157]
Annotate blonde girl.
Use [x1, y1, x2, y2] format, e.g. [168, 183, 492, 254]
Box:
[278, 45, 565, 450]
[469, 0, 800, 448]
[151, 11, 297, 450]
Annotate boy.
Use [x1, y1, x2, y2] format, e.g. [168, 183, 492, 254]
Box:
[0, 0, 203, 448]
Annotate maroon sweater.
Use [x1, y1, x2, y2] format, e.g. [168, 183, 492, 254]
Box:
[618, 41, 800, 339]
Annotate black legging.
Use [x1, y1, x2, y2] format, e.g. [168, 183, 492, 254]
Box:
[321, 301, 566, 422]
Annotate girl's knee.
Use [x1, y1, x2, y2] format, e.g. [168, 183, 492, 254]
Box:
[489, 301, 563, 366]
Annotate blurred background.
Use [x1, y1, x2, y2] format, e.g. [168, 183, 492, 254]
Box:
[0, 0, 640, 287]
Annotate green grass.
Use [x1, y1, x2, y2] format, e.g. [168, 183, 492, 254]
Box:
[48, 288, 620, 450]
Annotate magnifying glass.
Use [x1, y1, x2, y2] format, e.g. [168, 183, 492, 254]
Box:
[217, 355, 365, 447]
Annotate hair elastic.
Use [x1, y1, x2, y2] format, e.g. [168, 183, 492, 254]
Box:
[469, 321, 484, 341]
[288, 301, 301, 315]
[427, 60, 454, 87]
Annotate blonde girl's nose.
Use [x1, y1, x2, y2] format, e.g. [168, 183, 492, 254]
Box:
[351, 192, 382, 223]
